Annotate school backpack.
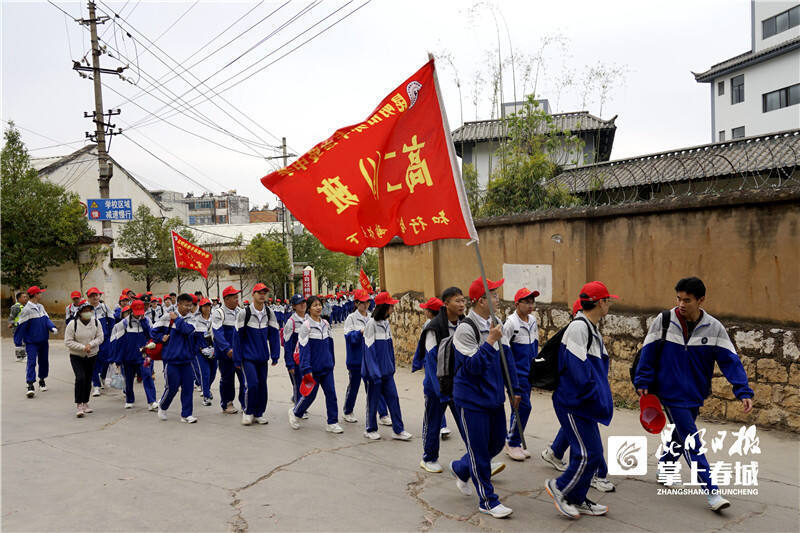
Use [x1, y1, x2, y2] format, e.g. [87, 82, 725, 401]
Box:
[529, 317, 592, 391]
[436, 317, 480, 398]
[629, 310, 671, 390]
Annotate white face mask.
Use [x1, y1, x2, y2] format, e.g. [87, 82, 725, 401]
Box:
[80, 312, 93, 320]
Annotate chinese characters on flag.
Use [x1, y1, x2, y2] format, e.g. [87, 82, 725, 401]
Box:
[261, 59, 478, 256]
[359, 268, 373, 292]
[171, 231, 213, 278]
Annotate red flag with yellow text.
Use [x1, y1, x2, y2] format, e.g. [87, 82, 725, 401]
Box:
[359, 268, 373, 292]
[171, 230, 213, 278]
[261, 59, 478, 256]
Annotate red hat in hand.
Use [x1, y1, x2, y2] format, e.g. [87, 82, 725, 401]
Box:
[300, 373, 317, 397]
[639, 393, 666, 434]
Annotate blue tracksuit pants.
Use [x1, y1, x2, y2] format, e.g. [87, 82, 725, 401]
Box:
[191, 356, 201, 386]
[551, 426, 607, 477]
[196, 355, 218, 400]
[554, 408, 604, 505]
[293, 371, 338, 424]
[242, 359, 268, 417]
[91, 346, 110, 387]
[159, 362, 194, 417]
[218, 355, 245, 410]
[661, 405, 717, 492]
[122, 362, 141, 404]
[365, 376, 404, 433]
[451, 404, 506, 510]
[139, 362, 157, 403]
[343, 366, 388, 417]
[25, 341, 49, 383]
[422, 395, 462, 462]
[288, 369, 301, 405]
[507, 380, 532, 447]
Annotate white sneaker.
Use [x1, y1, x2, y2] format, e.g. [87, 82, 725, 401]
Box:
[479, 503, 513, 519]
[242, 414, 254, 426]
[545, 478, 579, 519]
[440, 427, 451, 439]
[541, 447, 568, 471]
[38, 380, 48, 392]
[379, 415, 392, 426]
[522, 447, 531, 458]
[254, 416, 269, 425]
[124, 403, 133, 409]
[575, 498, 608, 516]
[326, 423, 344, 433]
[342, 413, 358, 423]
[287, 408, 300, 430]
[392, 430, 413, 441]
[708, 494, 731, 512]
[181, 416, 198, 423]
[448, 461, 472, 496]
[158, 408, 167, 421]
[590, 476, 616, 493]
[148, 402, 159, 411]
[363, 431, 381, 440]
[301, 412, 309, 419]
[490, 462, 506, 477]
[420, 460, 443, 473]
[194, 384, 201, 392]
[91, 387, 101, 397]
[505, 443, 526, 461]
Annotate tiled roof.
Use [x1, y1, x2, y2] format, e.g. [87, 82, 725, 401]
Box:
[693, 36, 800, 82]
[451, 111, 617, 144]
[550, 129, 800, 193]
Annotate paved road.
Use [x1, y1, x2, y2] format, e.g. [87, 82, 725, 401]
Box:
[2, 329, 798, 532]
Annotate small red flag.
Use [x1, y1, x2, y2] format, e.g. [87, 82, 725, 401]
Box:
[261, 58, 477, 256]
[171, 231, 213, 278]
[359, 268, 373, 292]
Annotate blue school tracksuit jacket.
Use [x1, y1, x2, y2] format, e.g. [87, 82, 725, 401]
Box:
[110, 316, 152, 363]
[634, 308, 753, 408]
[234, 305, 280, 365]
[552, 312, 613, 426]
[362, 319, 396, 382]
[211, 306, 239, 358]
[92, 303, 115, 360]
[502, 312, 539, 382]
[413, 320, 458, 401]
[298, 318, 335, 376]
[343, 310, 370, 369]
[452, 311, 521, 411]
[14, 302, 56, 347]
[283, 312, 305, 370]
[152, 312, 195, 363]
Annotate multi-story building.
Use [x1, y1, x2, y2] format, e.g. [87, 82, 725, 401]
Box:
[150, 190, 250, 225]
[694, 0, 800, 142]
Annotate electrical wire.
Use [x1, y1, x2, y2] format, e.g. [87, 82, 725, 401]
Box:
[151, 1, 198, 44]
[121, 133, 215, 193]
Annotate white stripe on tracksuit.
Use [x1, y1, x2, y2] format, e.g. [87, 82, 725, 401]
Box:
[459, 407, 489, 509]
[562, 413, 587, 495]
[159, 363, 170, 408]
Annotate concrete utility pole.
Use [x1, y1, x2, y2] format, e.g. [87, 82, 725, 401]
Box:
[281, 137, 294, 281]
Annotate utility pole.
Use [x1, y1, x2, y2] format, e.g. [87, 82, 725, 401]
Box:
[266, 139, 296, 298]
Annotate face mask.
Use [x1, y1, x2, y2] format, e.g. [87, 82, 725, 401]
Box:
[80, 312, 93, 320]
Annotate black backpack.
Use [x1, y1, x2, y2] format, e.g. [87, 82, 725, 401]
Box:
[436, 317, 480, 398]
[240, 304, 275, 341]
[629, 310, 671, 389]
[529, 317, 592, 391]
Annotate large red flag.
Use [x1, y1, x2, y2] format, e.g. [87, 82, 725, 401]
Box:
[171, 230, 213, 278]
[261, 59, 478, 256]
[359, 268, 373, 292]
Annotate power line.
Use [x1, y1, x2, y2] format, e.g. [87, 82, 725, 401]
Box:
[29, 140, 87, 151]
[151, 1, 198, 44]
[121, 133, 214, 193]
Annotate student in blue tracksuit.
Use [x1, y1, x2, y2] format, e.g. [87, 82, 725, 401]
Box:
[110, 300, 157, 410]
[545, 281, 617, 519]
[192, 298, 217, 408]
[114, 294, 131, 323]
[86, 287, 114, 397]
[635, 277, 754, 513]
[413, 288, 465, 473]
[65, 290, 82, 326]
[342, 289, 389, 424]
[449, 277, 521, 519]
[15, 286, 58, 397]
[362, 292, 412, 441]
[283, 294, 307, 405]
[213, 286, 245, 414]
[9, 291, 29, 362]
[153, 293, 198, 423]
[287, 296, 342, 433]
[236, 284, 280, 426]
[502, 287, 540, 462]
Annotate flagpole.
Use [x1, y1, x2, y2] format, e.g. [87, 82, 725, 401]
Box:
[473, 241, 527, 450]
[171, 230, 179, 270]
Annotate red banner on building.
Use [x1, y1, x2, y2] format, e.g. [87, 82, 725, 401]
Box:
[261, 59, 478, 256]
[302, 269, 313, 298]
[171, 230, 212, 278]
[359, 268, 373, 292]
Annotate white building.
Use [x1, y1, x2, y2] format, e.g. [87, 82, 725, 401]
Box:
[694, 0, 800, 142]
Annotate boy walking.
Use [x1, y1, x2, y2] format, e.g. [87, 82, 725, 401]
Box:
[154, 293, 198, 423]
[14, 286, 58, 397]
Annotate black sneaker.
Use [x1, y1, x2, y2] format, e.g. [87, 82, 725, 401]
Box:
[26, 383, 35, 398]
[39, 379, 48, 392]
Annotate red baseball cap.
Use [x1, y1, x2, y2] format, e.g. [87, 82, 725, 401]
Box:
[121, 305, 131, 314]
[374, 291, 399, 306]
[353, 289, 369, 302]
[514, 288, 540, 303]
[119, 294, 129, 302]
[468, 277, 504, 301]
[640, 394, 666, 434]
[419, 297, 444, 311]
[268, 297, 273, 302]
[300, 373, 317, 397]
[163, 294, 172, 300]
[222, 286, 240, 298]
[154, 297, 162, 303]
[131, 300, 146, 316]
[198, 297, 212, 307]
[122, 288, 132, 295]
[86, 287, 103, 296]
[190, 294, 198, 304]
[572, 298, 582, 316]
[253, 283, 269, 293]
[579, 281, 618, 303]
[70, 290, 81, 299]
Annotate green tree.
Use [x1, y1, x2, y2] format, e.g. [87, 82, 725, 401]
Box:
[461, 163, 483, 216]
[293, 231, 355, 290]
[114, 205, 176, 291]
[246, 234, 290, 295]
[1, 122, 94, 289]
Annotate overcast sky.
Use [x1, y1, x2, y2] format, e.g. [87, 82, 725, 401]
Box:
[2, 0, 752, 208]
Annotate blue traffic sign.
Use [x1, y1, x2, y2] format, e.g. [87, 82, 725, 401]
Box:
[87, 198, 133, 221]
